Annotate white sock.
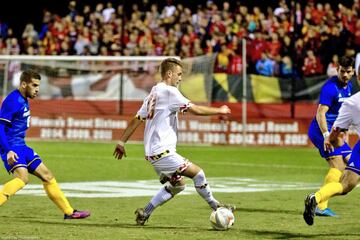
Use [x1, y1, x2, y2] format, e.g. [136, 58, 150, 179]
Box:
[144, 187, 173, 215]
[192, 170, 218, 210]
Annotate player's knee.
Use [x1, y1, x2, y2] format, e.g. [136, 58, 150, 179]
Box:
[192, 170, 208, 188]
[166, 182, 186, 196]
[167, 184, 186, 196]
[39, 170, 54, 183]
[341, 186, 350, 195]
[341, 181, 356, 195]
[42, 175, 55, 183]
[15, 172, 29, 184]
[328, 157, 346, 171]
[17, 175, 29, 185]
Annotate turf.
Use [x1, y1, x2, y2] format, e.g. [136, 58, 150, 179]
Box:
[1, 141, 360, 239]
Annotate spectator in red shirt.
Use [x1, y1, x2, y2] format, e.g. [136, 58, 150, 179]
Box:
[267, 32, 282, 59]
[311, 3, 326, 25]
[355, 19, 360, 51]
[302, 50, 323, 76]
[228, 49, 243, 75]
[249, 31, 267, 64]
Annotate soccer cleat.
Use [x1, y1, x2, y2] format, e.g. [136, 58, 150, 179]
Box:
[303, 193, 317, 226]
[315, 207, 337, 217]
[217, 202, 236, 212]
[64, 210, 91, 219]
[135, 208, 150, 225]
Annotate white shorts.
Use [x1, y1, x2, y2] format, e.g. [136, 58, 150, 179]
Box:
[150, 153, 192, 181]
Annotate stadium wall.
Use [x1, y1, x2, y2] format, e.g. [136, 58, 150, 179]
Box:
[29, 99, 317, 118]
[27, 100, 358, 147]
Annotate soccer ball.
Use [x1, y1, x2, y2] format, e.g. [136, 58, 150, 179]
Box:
[209, 207, 235, 230]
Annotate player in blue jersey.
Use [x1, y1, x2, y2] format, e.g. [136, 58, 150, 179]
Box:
[307, 56, 355, 217]
[0, 69, 90, 219]
[303, 67, 360, 226]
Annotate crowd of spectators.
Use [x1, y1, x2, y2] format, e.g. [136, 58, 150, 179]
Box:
[0, 0, 359, 78]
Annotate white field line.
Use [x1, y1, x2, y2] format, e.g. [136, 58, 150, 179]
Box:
[10, 177, 320, 198]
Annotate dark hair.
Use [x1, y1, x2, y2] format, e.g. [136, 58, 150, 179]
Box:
[20, 69, 41, 83]
[338, 56, 355, 68]
[160, 58, 182, 78]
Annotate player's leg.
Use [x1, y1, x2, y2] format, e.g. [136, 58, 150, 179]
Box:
[0, 147, 30, 206]
[316, 169, 359, 203]
[182, 163, 218, 210]
[31, 163, 73, 215]
[316, 143, 360, 204]
[182, 163, 236, 211]
[0, 167, 28, 206]
[316, 142, 351, 215]
[316, 155, 344, 216]
[31, 161, 90, 219]
[305, 169, 359, 226]
[312, 134, 351, 216]
[135, 153, 189, 225]
[135, 177, 186, 225]
[304, 141, 360, 225]
[307, 125, 337, 215]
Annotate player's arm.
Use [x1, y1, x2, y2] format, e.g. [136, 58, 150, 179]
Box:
[327, 100, 354, 150]
[0, 122, 18, 165]
[315, 104, 333, 151]
[315, 104, 330, 136]
[188, 104, 231, 116]
[0, 100, 19, 165]
[113, 116, 143, 160]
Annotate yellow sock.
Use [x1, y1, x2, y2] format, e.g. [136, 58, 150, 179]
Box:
[317, 168, 342, 210]
[43, 178, 74, 215]
[0, 178, 26, 206]
[315, 182, 343, 204]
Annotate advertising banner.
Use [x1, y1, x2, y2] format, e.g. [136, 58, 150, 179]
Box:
[27, 113, 359, 147]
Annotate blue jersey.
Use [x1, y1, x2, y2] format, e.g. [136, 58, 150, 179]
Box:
[308, 76, 352, 159]
[0, 89, 30, 149]
[311, 76, 352, 130]
[0, 89, 43, 173]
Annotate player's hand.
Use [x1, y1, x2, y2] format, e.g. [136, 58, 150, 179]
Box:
[324, 137, 334, 152]
[113, 142, 126, 160]
[7, 151, 18, 166]
[219, 105, 231, 115]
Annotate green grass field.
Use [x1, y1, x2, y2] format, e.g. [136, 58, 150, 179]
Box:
[1, 141, 360, 239]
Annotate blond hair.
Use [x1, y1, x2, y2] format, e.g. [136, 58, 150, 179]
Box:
[160, 58, 182, 78]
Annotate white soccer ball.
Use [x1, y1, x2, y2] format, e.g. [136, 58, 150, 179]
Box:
[209, 207, 235, 231]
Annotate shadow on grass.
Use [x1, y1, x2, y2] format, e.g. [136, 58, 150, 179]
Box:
[10, 218, 201, 230]
[244, 229, 360, 239]
[234, 207, 300, 215]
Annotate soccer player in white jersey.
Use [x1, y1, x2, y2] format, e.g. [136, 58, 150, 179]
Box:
[113, 58, 235, 225]
[303, 71, 360, 225]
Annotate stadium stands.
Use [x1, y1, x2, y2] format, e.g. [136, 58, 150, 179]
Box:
[0, 0, 358, 77]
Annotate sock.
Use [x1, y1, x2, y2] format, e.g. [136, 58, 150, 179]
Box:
[43, 178, 74, 215]
[315, 182, 343, 204]
[144, 187, 173, 215]
[0, 178, 26, 206]
[317, 168, 342, 210]
[192, 170, 218, 210]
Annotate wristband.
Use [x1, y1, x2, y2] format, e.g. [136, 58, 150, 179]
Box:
[118, 140, 125, 146]
[322, 131, 330, 138]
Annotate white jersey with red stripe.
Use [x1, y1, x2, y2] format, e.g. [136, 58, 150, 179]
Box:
[333, 91, 360, 136]
[137, 82, 192, 156]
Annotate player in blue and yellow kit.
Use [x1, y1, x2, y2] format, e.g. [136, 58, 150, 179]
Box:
[0, 69, 90, 219]
[307, 56, 355, 217]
